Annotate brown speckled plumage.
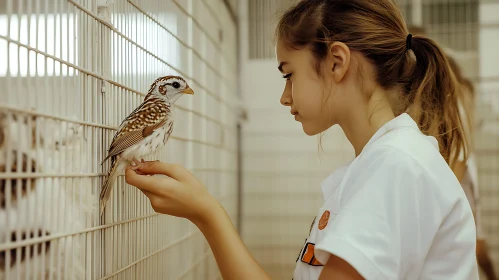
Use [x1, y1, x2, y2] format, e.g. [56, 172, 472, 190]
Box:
[101, 97, 171, 164]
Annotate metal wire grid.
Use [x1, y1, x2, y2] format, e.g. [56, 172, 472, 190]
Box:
[247, 0, 298, 60]
[421, 0, 479, 52]
[247, 0, 479, 60]
[397, 0, 479, 52]
[0, 0, 240, 279]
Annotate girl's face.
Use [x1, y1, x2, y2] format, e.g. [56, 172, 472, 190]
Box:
[276, 41, 346, 136]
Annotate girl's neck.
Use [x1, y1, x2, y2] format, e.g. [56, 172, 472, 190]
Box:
[341, 89, 396, 157]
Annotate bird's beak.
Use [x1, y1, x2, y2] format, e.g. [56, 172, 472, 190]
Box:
[181, 87, 194, 95]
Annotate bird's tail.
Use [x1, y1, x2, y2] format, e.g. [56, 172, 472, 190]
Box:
[99, 160, 126, 217]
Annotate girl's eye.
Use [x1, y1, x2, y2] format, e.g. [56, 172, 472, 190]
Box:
[283, 73, 292, 80]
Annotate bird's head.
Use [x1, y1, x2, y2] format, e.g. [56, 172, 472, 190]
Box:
[146, 75, 194, 103]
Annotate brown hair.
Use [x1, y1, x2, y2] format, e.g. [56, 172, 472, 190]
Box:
[447, 55, 476, 154]
[276, 0, 467, 166]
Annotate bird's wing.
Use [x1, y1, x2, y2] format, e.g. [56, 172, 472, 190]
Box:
[101, 100, 170, 163]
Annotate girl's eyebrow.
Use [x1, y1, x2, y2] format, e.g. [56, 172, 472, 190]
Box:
[278, 61, 288, 73]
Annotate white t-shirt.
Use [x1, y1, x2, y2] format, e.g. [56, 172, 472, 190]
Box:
[293, 113, 478, 280]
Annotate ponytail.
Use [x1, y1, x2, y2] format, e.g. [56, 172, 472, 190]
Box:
[407, 36, 468, 167]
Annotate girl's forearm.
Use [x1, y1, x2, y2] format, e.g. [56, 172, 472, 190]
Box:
[194, 206, 271, 280]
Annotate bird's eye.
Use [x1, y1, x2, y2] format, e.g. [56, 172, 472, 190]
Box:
[172, 82, 181, 89]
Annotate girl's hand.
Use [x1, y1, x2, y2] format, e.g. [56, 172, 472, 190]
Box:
[124, 160, 222, 225]
[126, 160, 271, 280]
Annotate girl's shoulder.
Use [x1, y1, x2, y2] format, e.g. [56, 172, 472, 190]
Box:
[338, 128, 463, 209]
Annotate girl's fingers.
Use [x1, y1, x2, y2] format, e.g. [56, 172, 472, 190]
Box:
[125, 167, 167, 193]
[133, 161, 192, 182]
[134, 169, 148, 175]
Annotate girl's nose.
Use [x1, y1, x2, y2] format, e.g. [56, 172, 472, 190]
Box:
[280, 83, 292, 106]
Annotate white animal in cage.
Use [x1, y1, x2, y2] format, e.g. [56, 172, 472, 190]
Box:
[0, 111, 91, 279]
[99, 75, 194, 216]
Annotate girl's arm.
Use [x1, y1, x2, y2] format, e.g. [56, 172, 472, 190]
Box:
[125, 160, 363, 280]
[319, 255, 364, 280]
[124, 161, 270, 280]
[195, 205, 271, 280]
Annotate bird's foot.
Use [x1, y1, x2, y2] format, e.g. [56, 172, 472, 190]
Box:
[129, 158, 156, 172]
[130, 158, 142, 170]
[129, 158, 149, 175]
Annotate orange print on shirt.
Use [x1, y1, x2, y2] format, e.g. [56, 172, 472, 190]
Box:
[318, 210, 330, 230]
[300, 243, 323, 266]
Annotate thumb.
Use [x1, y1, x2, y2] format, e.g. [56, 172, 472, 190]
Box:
[135, 161, 193, 182]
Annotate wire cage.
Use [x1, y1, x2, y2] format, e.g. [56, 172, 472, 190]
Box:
[0, 0, 240, 279]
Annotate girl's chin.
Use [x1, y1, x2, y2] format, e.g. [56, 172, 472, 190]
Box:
[301, 123, 320, 136]
[301, 121, 332, 136]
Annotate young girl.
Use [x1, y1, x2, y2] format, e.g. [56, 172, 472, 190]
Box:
[125, 1, 478, 279]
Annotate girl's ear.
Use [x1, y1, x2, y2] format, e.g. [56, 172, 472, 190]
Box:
[327, 42, 351, 83]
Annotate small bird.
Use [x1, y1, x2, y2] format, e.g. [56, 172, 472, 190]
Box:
[99, 75, 194, 216]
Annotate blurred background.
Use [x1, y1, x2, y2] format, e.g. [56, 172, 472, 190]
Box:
[0, 0, 497, 279]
